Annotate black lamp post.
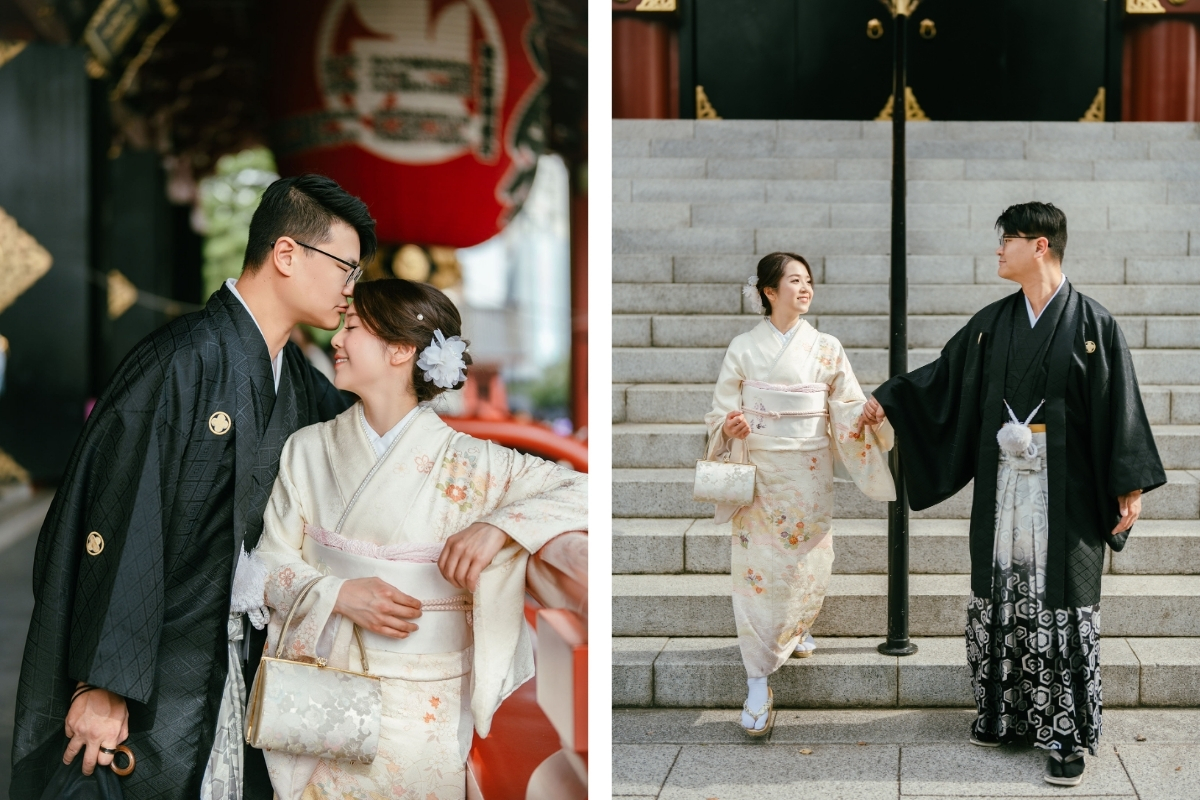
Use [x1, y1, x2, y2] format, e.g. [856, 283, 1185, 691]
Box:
[878, 0, 919, 658]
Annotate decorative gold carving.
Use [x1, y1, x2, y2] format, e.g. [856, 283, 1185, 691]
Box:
[86, 531, 105, 556]
[695, 85, 722, 120]
[880, 0, 921, 17]
[107, 269, 138, 319]
[111, 12, 177, 101]
[0, 41, 27, 69]
[393, 244, 432, 282]
[209, 411, 232, 435]
[1079, 87, 1106, 122]
[867, 19, 884, 39]
[0, 207, 53, 315]
[0, 448, 30, 485]
[1126, 0, 1165, 13]
[875, 87, 930, 121]
[635, 0, 676, 10]
[919, 19, 937, 38]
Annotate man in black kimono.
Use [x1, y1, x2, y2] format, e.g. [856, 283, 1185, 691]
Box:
[10, 174, 375, 800]
[863, 202, 1165, 787]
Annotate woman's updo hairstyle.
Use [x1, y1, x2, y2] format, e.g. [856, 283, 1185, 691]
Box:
[755, 251, 813, 315]
[352, 278, 473, 403]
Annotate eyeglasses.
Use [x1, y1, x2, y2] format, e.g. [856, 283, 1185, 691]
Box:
[998, 235, 1042, 250]
[271, 238, 363, 285]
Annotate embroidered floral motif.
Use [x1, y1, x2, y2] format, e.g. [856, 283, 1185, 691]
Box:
[744, 568, 765, 594]
[415, 454, 434, 474]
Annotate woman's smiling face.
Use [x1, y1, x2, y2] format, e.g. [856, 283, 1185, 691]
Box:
[330, 308, 407, 396]
[765, 259, 814, 316]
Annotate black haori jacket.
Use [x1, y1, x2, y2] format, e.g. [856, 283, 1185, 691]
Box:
[10, 286, 347, 800]
[872, 280, 1166, 609]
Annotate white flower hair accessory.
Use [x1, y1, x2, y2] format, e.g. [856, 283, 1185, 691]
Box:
[417, 329, 468, 389]
[742, 275, 764, 314]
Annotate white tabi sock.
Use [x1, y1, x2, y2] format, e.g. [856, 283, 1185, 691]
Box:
[795, 632, 816, 654]
[742, 677, 769, 730]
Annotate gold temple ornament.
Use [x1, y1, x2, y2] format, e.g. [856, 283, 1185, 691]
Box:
[1080, 88, 1106, 122]
[1126, 0, 1166, 12]
[695, 85, 722, 120]
[875, 87, 930, 121]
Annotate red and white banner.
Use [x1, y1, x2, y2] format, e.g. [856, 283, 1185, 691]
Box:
[267, 0, 548, 247]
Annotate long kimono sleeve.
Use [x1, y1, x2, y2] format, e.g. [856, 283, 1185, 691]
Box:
[703, 341, 747, 460]
[826, 341, 896, 502]
[1096, 321, 1167, 500]
[254, 443, 345, 662]
[872, 321, 986, 511]
[477, 444, 588, 554]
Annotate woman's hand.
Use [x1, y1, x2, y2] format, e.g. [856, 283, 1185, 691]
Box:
[723, 410, 750, 440]
[63, 685, 128, 776]
[335, 578, 422, 638]
[439, 522, 512, 592]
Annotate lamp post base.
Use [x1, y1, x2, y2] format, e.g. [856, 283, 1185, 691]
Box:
[878, 639, 920, 657]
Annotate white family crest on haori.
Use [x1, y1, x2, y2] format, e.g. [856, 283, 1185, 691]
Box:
[417, 329, 468, 389]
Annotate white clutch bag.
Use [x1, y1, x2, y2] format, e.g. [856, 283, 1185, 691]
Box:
[245, 577, 382, 763]
[693, 438, 756, 507]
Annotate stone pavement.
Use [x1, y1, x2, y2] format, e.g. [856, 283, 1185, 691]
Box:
[614, 708, 1200, 799]
[0, 487, 53, 799]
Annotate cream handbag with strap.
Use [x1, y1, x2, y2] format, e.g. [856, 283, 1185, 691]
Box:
[245, 578, 383, 763]
[693, 437, 756, 507]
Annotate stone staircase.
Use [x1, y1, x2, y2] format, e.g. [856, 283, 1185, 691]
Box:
[611, 119, 1200, 710]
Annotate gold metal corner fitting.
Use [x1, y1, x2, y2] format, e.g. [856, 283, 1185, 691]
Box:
[0, 207, 53, 316]
[107, 269, 138, 319]
[1079, 88, 1106, 122]
[875, 87, 930, 121]
[696, 85, 722, 120]
[0, 41, 27, 70]
[880, 0, 921, 17]
[1126, 0, 1166, 13]
[0, 448, 30, 485]
[635, 0, 677, 11]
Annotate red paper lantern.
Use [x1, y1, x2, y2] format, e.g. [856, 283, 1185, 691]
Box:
[267, 0, 548, 248]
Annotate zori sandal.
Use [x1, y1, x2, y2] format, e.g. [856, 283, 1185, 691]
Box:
[741, 687, 774, 738]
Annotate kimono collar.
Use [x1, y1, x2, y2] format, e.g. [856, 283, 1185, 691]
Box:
[225, 278, 283, 392]
[209, 283, 278, 396]
[360, 403, 423, 460]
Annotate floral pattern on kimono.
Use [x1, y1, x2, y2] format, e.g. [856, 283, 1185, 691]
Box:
[704, 319, 895, 678]
[252, 405, 588, 800]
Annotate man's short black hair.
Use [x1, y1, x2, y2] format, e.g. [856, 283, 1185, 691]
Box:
[995, 202, 1067, 263]
[243, 174, 377, 272]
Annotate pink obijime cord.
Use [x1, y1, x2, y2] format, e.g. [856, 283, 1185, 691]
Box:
[304, 524, 474, 613]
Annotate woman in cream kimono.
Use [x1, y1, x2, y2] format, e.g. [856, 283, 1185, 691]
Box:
[704, 252, 895, 736]
[249, 279, 587, 799]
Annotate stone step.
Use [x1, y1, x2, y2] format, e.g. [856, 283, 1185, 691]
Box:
[613, 283, 1200, 317]
[611, 573, 1200, 638]
[617, 255, 1200, 286]
[613, 518, 1200, 577]
[613, 636, 1200, 709]
[616, 226, 1195, 258]
[613, 345, 1200, 386]
[612, 423, 1200, 470]
[616, 384, 1200, 426]
[618, 313, 1200, 350]
[612, 469, 1200, 520]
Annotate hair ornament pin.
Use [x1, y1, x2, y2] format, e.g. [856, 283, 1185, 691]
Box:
[417, 314, 423, 321]
[742, 275, 764, 315]
[417, 329, 467, 389]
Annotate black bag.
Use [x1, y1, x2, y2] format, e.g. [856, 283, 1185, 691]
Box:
[38, 741, 132, 800]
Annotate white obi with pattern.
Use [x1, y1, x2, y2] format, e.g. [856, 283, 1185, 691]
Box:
[741, 381, 830, 449]
[303, 526, 472, 655]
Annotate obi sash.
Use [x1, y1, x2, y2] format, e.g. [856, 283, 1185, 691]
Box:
[741, 380, 829, 442]
[302, 525, 472, 656]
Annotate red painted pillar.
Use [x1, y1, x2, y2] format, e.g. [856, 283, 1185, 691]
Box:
[569, 158, 588, 432]
[1124, 17, 1200, 120]
[613, 10, 679, 118]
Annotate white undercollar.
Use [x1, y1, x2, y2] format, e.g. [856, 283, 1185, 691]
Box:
[1024, 274, 1066, 328]
[360, 404, 422, 460]
[769, 318, 802, 344]
[226, 278, 283, 392]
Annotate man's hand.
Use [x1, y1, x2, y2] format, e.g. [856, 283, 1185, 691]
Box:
[438, 522, 512, 592]
[722, 410, 750, 440]
[335, 578, 422, 638]
[861, 397, 887, 427]
[63, 685, 128, 776]
[1112, 489, 1142, 535]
